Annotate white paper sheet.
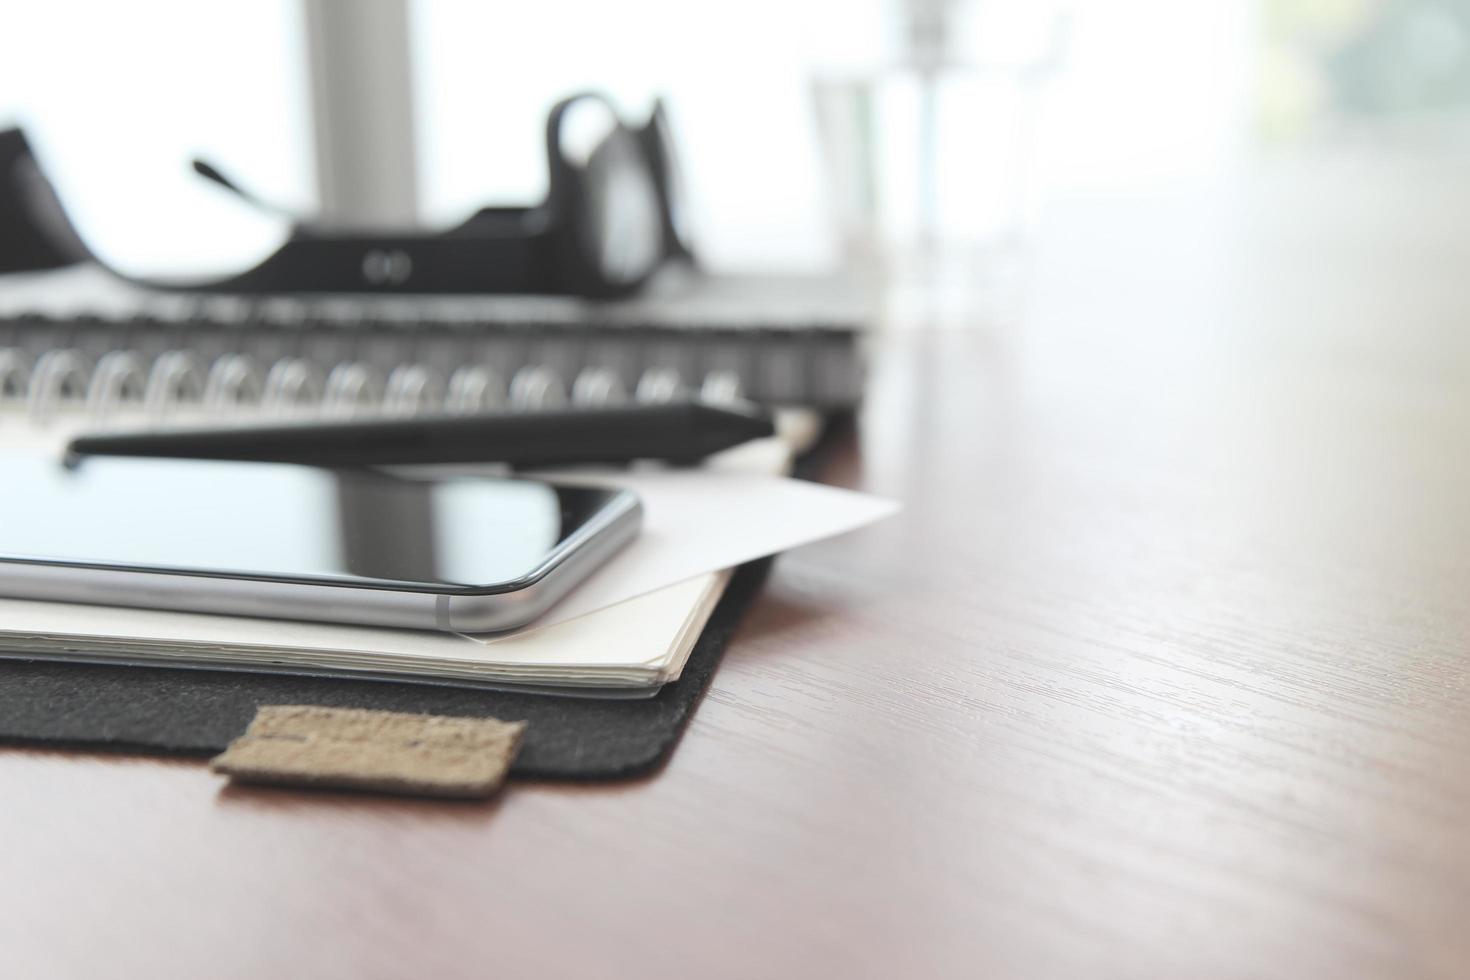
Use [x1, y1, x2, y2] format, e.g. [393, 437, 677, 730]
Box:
[520, 468, 899, 628]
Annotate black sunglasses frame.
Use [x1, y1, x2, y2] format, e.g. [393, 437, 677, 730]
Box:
[0, 93, 694, 298]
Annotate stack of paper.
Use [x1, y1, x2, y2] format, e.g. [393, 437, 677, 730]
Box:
[0, 571, 730, 692]
[0, 438, 897, 693]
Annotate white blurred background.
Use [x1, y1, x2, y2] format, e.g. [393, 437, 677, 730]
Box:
[0, 0, 1465, 281]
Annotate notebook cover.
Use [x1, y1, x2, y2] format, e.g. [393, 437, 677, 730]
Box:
[0, 557, 772, 780]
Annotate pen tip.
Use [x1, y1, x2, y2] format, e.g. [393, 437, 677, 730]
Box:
[694, 397, 775, 438]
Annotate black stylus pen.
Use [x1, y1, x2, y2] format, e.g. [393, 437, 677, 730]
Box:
[65, 400, 775, 468]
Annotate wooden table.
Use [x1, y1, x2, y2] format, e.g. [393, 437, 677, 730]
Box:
[5, 152, 1470, 979]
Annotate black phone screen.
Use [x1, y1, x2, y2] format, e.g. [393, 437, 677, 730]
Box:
[0, 454, 626, 591]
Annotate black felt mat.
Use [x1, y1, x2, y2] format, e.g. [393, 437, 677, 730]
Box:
[0, 558, 772, 780]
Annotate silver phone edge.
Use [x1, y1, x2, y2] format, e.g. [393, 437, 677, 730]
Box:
[0, 493, 643, 633]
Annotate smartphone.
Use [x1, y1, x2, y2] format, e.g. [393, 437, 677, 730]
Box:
[0, 454, 640, 632]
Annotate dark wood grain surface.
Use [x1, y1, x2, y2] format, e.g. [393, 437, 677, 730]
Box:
[5, 154, 1470, 979]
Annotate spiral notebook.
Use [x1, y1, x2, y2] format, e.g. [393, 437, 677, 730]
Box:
[0, 261, 882, 695]
[0, 264, 865, 420]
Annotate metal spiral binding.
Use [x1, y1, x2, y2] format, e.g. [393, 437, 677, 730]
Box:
[383, 364, 446, 416]
[0, 349, 27, 402]
[507, 365, 567, 412]
[444, 365, 504, 414]
[143, 351, 205, 419]
[571, 366, 627, 407]
[0, 346, 745, 425]
[26, 349, 87, 426]
[203, 354, 264, 412]
[322, 362, 384, 417]
[261, 358, 323, 414]
[634, 365, 685, 404]
[85, 351, 148, 420]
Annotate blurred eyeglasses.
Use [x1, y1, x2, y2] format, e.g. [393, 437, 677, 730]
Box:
[0, 92, 696, 298]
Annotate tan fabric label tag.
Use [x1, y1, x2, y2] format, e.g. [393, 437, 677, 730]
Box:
[210, 705, 526, 799]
